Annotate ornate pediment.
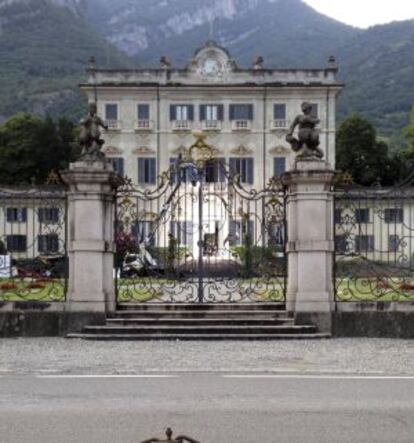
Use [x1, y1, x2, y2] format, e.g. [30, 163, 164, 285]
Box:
[269, 145, 290, 155]
[103, 145, 123, 155]
[132, 146, 155, 155]
[230, 145, 253, 156]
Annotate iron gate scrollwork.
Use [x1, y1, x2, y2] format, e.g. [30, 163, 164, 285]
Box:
[0, 185, 68, 302]
[115, 137, 287, 304]
[334, 173, 414, 302]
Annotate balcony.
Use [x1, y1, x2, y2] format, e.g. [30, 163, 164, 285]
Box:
[135, 119, 153, 132]
[201, 120, 222, 131]
[172, 120, 192, 131]
[271, 119, 289, 130]
[232, 120, 252, 132]
[105, 119, 121, 131]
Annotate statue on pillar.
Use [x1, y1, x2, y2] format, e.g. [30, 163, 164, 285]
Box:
[78, 102, 108, 161]
[286, 102, 324, 159]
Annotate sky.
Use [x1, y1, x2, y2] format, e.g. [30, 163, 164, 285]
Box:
[303, 0, 414, 28]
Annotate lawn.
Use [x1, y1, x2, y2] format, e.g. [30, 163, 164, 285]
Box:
[336, 278, 414, 302]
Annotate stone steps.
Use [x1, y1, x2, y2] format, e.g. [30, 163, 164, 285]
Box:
[66, 303, 328, 341]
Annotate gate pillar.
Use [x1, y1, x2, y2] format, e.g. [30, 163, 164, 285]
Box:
[62, 160, 120, 317]
[283, 159, 335, 332]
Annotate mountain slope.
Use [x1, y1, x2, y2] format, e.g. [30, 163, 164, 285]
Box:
[337, 20, 414, 138]
[84, 0, 358, 68]
[0, 0, 133, 120]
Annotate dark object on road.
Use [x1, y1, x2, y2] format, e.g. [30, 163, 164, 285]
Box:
[140, 427, 200, 443]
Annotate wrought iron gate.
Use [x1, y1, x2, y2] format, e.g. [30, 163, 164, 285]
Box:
[115, 139, 287, 304]
[334, 174, 414, 302]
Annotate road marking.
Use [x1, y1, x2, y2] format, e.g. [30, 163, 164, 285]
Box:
[222, 374, 414, 380]
[37, 374, 178, 379]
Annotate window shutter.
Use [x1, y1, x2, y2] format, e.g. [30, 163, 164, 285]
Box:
[186, 221, 194, 248]
[218, 105, 224, 121]
[247, 158, 254, 184]
[118, 158, 125, 177]
[310, 103, 318, 118]
[199, 105, 206, 121]
[274, 104, 286, 120]
[188, 105, 194, 121]
[6, 208, 12, 222]
[229, 158, 237, 177]
[170, 105, 176, 121]
[170, 157, 177, 184]
[229, 105, 235, 121]
[218, 158, 226, 183]
[149, 158, 156, 184]
[274, 157, 286, 177]
[138, 104, 149, 120]
[138, 158, 145, 183]
[248, 105, 254, 120]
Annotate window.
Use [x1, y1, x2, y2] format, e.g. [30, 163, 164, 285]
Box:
[274, 157, 286, 177]
[355, 208, 370, 224]
[335, 235, 347, 254]
[229, 104, 254, 120]
[138, 158, 156, 184]
[355, 235, 374, 253]
[109, 157, 125, 177]
[268, 224, 285, 247]
[388, 235, 400, 252]
[310, 103, 318, 118]
[170, 105, 194, 121]
[229, 220, 254, 246]
[6, 235, 27, 252]
[384, 208, 403, 224]
[137, 104, 150, 120]
[38, 234, 59, 253]
[170, 221, 194, 246]
[169, 158, 194, 184]
[204, 158, 226, 183]
[229, 157, 254, 184]
[105, 104, 118, 120]
[200, 104, 224, 121]
[273, 104, 286, 120]
[6, 207, 27, 223]
[132, 221, 155, 246]
[38, 207, 60, 224]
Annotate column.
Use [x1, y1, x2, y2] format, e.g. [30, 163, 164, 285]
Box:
[283, 159, 335, 332]
[62, 160, 121, 314]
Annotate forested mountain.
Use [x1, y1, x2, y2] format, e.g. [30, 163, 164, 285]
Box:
[0, 0, 413, 145]
[0, 0, 132, 121]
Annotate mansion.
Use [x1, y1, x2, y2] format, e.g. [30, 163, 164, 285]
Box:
[82, 41, 342, 185]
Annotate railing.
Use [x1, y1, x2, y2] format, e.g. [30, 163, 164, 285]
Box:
[135, 119, 153, 131]
[172, 120, 192, 131]
[271, 119, 289, 130]
[232, 120, 251, 131]
[201, 120, 222, 131]
[106, 119, 121, 130]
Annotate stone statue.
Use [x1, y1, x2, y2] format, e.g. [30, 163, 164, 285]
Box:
[78, 102, 108, 160]
[286, 102, 324, 159]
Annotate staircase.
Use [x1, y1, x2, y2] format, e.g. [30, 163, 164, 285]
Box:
[66, 303, 331, 340]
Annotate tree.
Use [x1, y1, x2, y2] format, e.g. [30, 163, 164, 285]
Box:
[0, 113, 77, 185]
[336, 114, 406, 186]
[405, 107, 414, 156]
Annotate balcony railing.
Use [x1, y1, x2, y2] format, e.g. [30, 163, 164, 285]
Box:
[172, 120, 192, 131]
[202, 120, 222, 131]
[271, 119, 289, 130]
[105, 119, 121, 130]
[135, 119, 153, 131]
[232, 120, 252, 131]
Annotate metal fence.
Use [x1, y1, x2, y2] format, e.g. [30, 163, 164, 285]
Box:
[334, 179, 414, 302]
[0, 186, 67, 302]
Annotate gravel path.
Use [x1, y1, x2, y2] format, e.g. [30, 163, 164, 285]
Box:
[0, 338, 413, 375]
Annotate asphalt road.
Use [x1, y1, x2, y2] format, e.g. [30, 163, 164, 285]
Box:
[0, 373, 413, 443]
